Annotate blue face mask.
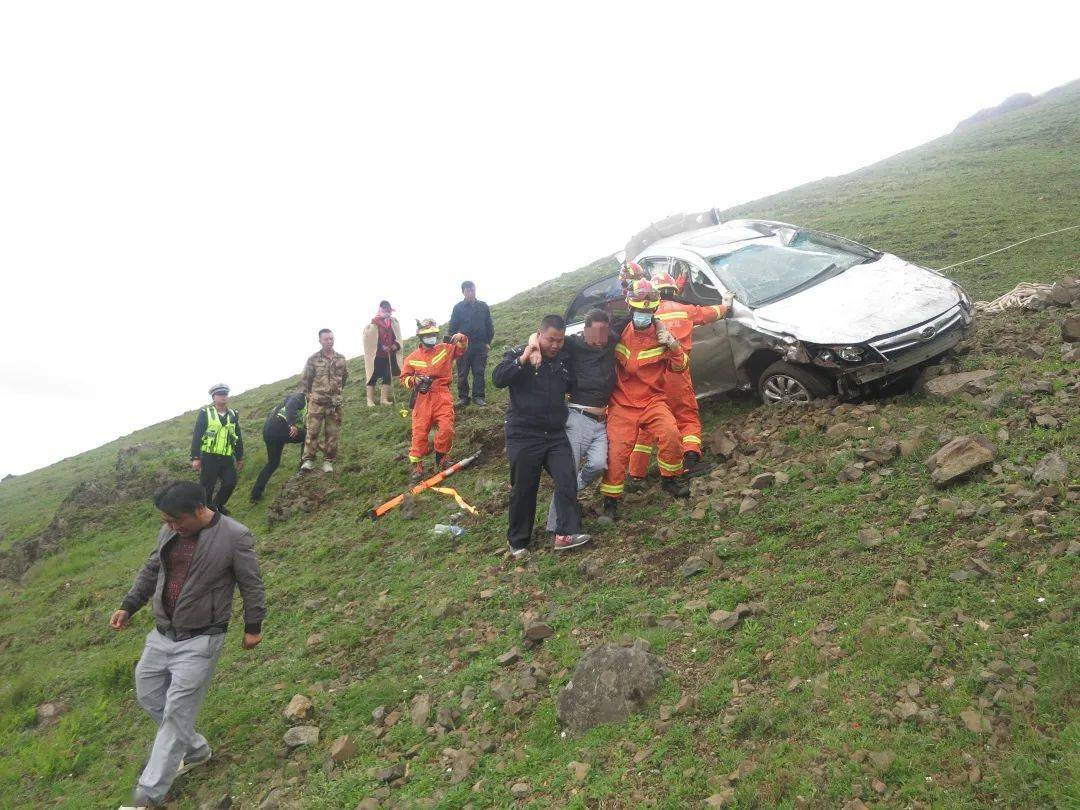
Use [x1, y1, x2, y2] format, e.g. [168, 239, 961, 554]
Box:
[631, 311, 654, 330]
[421, 335, 438, 347]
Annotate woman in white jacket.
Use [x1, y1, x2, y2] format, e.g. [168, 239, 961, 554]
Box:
[362, 300, 404, 407]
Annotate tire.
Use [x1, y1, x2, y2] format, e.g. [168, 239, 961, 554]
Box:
[756, 361, 833, 404]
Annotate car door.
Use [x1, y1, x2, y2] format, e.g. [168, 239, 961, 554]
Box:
[671, 259, 739, 396]
[565, 272, 627, 333]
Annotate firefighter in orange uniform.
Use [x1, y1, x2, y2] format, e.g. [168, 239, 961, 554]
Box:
[626, 271, 730, 484]
[599, 279, 690, 521]
[400, 319, 468, 481]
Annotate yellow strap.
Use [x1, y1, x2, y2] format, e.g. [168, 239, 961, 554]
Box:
[637, 347, 665, 360]
[429, 486, 477, 514]
[614, 343, 631, 359]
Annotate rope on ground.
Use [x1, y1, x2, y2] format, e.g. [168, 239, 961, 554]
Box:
[973, 282, 1053, 314]
[429, 486, 477, 514]
[938, 224, 1080, 272]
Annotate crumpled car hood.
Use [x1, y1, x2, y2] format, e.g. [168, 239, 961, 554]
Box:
[750, 254, 960, 344]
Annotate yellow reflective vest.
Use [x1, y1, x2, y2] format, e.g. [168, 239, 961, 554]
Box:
[200, 406, 239, 456]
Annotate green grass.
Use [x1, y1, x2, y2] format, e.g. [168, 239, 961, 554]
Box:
[1, 81, 1078, 808]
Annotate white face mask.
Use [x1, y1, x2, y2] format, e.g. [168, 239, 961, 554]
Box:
[421, 335, 438, 347]
[631, 311, 654, 330]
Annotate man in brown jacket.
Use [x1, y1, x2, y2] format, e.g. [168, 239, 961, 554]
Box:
[110, 480, 266, 808]
[300, 328, 349, 473]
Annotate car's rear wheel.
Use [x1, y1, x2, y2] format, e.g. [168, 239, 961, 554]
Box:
[757, 361, 833, 404]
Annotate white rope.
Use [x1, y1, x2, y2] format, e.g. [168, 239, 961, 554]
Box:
[938, 224, 1080, 271]
[973, 282, 1054, 314]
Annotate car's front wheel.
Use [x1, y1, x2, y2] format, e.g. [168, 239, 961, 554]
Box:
[757, 361, 833, 404]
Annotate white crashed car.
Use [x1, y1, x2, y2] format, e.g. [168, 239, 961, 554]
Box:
[565, 219, 974, 403]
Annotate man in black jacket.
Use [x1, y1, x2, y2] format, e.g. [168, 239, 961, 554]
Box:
[492, 314, 590, 558]
[448, 280, 494, 407]
[250, 391, 306, 502]
[190, 384, 244, 514]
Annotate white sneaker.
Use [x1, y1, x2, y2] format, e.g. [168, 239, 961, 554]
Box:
[322, 460, 334, 473]
[509, 546, 530, 561]
[176, 751, 211, 776]
[300, 459, 315, 471]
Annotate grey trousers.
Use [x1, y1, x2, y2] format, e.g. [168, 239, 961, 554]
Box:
[545, 409, 608, 532]
[134, 629, 225, 803]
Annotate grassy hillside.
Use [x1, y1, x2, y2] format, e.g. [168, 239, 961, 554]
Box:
[0, 82, 1077, 809]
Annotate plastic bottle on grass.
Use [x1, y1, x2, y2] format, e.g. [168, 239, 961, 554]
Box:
[431, 524, 465, 539]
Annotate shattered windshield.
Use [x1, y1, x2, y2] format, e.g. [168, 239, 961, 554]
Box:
[707, 234, 876, 307]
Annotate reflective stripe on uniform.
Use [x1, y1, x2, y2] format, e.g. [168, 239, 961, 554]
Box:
[657, 457, 684, 473]
[431, 349, 448, 366]
[632, 444, 655, 455]
[670, 354, 688, 371]
[408, 455, 421, 463]
[682, 435, 701, 445]
[655, 311, 689, 321]
[599, 482, 624, 496]
[637, 347, 665, 360]
[614, 343, 631, 359]
[710, 305, 725, 317]
[408, 359, 428, 367]
[200, 406, 237, 456]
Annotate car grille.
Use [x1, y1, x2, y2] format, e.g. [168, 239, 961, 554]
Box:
[869, 306, 967, 368]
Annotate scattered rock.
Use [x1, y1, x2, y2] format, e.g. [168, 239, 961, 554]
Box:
[373, 762, 406, 783]
[679, 556, 710, 578]
[923, 369, 998, 399]
[283, 725, 320, 749]
[524, 621, 555, 641]
[750, 472, 776, 489]
[567, 761, 591, 782]
[329, 734, 357, 763]
[556, 643, 667, 733]
[857, 527, 883, 549]
[925, 436, 996, 486]
[738, 496, 759, 514]
[35, 701, 68, 728]
[868, 750, 896, 772]
[960, 709, 991, 734]
[510, 781, 531, 799]
[1032, 452, 1067, 484]
[497, 648, 522, 667]
[444, 748, 476, 783]
[410, 693, 432, 727]
[893, 579, 911, 599]
[708, 609, 740, 630]
[283, 694, 313, 723]
[577, 557, 603, 580]
[705, 789, 735, 807]
[1063, 313, 1080, 343]
[1050, 277, 1080, 306]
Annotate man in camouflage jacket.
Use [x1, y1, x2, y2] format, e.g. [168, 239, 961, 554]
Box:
[300, 328, 349, 472]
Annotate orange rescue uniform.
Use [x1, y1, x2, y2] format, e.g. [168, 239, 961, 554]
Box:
[400, 337, 468, 463]
[599, 322, 688, 499]
[628, 301, 726, 478]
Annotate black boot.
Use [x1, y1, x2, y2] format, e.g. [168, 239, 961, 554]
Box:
[601, 496, 619, 522]
[682, 450, 714, 478]
[623, 476, 647, 494]
[661, 477, 690, 499]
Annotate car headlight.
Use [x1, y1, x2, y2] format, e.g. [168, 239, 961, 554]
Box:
[955, 285, 973, 314]
[837, 345, 864, 362]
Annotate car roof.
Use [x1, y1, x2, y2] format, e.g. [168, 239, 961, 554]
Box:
[638, 218, 798, 260]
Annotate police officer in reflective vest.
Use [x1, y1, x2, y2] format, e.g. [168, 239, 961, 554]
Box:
[250, 391, 306, 503]
[190, 384, 244, 514]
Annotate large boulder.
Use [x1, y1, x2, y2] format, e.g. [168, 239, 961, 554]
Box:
[1032, 452, 1067, 484]
[1063, 313, 1080, 343]
[1049, 277, 1080, 307]
[556, 642, 667, 733]
[923, 370, 998, 399]
[926, 436, 996, 486]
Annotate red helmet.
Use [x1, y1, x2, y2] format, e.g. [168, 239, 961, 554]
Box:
[619, 260, 645, 287]
[651, 271, 678, 293]
[626, 278, 661, 311]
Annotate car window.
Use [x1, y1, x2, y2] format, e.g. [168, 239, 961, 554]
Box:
[566, 274, 626, 325]
[708, 236, 871, 307]
[673, 259, 723, 304]
[639, 257, 672, 278]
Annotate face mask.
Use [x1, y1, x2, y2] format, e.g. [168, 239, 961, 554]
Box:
[421, 335, 438, 347]
[631, 311, 653, 330]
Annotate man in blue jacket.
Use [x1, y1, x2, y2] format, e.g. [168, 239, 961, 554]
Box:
[448, 280, 494, 407]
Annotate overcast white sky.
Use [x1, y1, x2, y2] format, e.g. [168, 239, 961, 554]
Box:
[1, 2, 1077, 476]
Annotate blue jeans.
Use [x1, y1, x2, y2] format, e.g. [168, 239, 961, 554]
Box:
[545, 409, 608, 532]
